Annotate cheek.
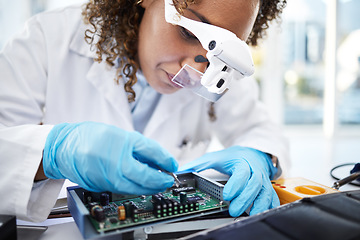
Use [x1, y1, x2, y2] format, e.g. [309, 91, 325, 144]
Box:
[136, 21, 182, 93]
[138, 24, 184, 68]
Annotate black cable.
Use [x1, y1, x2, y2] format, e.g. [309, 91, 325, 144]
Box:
[330, 163, 360, 187]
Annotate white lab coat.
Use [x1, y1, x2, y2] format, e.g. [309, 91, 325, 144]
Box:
[0, 5, 289, 222]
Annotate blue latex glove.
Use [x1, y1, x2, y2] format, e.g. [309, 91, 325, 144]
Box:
[179, 146, 279, 217]
[43, 121, 178, 195]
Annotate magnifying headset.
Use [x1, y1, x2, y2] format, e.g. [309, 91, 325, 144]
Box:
[164, 0, 255, 102]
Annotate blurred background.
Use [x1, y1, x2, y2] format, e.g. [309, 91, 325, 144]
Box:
[1, 0, 359, 189]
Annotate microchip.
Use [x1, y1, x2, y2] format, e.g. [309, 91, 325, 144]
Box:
[172, 187, 196, 196]
[187, 196, 204, 203]
[109, 217, 118, 224]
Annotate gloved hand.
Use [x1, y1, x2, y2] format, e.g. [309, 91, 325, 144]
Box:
[43, 121, 178, 195]
[178, 146, 279, 217]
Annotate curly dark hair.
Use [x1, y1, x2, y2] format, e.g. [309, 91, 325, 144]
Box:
[82, 0, 286, 105]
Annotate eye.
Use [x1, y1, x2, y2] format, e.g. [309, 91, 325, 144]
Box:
[179, 27, 198, 41]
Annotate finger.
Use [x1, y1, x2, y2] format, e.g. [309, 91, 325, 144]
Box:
[122, 158, 175, 190]
[178, 154, 212, 172]
[249, 179, 280, 215]
[131, 132, 178, 172]
[223, 163, 251, 201]
[249, 187, 271, 215]
[270, 188, 280, 208]
[227, 172, 262, 217]
[178, 150, 231, 173]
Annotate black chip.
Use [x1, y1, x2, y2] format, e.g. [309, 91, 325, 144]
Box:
[109, 217, 118, 224]
[172, 187, 196, 196]
[187, 196, 204, 203]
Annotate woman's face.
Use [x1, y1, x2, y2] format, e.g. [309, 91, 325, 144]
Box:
[137, 0, 259, 94]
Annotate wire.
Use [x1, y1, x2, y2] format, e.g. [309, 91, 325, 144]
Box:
[330, 163, 360, 187]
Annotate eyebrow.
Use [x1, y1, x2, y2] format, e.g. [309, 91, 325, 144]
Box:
[187, 9, 211, 25]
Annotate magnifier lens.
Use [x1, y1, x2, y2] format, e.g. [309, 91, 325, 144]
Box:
[171, 64, 224, 102]
[171, 64, 202, 88]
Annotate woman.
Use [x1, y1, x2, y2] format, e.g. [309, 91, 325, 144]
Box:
[0, 0, 288, 222]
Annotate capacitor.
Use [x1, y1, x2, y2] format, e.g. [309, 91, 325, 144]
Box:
[90, 205, 102, 217]
[92, 207, 106, 223]
[118, 205, 126, 221]
[180, 192, 187, 205]
[100, 193, 110, 206]
[124, 201, 132, 217]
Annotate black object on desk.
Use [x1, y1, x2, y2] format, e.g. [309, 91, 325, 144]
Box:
[0, 215, 17, 240]
[182, 190, 360, 240]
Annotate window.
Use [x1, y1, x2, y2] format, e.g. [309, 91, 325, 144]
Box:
[255, 0, 360, 132]
[337, 0, 360, 125]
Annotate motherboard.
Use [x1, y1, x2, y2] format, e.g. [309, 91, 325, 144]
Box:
[67, 172, 229, 236]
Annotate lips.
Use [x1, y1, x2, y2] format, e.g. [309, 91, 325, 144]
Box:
[166, 72, 183, 89]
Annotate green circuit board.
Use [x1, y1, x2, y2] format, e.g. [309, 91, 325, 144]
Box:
[85, 186, 227, 233]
